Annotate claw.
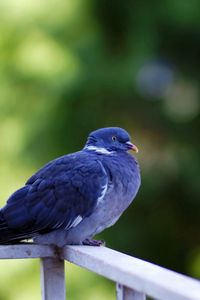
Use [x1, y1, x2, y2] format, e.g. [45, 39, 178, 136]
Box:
[82, 239, 106, 246]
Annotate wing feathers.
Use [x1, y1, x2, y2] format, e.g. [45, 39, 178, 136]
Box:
[0, 154, 109, 243]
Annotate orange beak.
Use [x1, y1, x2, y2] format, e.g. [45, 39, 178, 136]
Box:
[126, 141, 139, 153]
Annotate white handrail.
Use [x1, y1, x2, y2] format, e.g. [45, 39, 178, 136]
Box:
[0, 244, 200, 300]
[62, 246, 200, 300]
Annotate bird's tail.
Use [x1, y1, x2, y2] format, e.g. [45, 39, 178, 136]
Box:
[0, 209, 30, 244]
[0, 209, 15, 243]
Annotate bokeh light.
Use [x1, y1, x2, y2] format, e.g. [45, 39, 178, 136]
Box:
[164, 79, 200, 122]
[136, 61, 174, 98]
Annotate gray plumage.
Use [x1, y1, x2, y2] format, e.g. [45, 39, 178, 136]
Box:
[0, 127, 141, 247]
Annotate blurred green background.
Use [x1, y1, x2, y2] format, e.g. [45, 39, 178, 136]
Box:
[0, 0, 200, 299]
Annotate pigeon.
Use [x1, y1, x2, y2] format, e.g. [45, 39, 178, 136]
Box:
[0, 127, 141, 247]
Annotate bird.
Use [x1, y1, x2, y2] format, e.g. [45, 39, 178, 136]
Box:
[0, 127, 141, 247]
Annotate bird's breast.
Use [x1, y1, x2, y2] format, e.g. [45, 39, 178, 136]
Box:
[95, 153, 141, 224]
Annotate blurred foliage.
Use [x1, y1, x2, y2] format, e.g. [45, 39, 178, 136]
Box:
[0, 0, 200, 299]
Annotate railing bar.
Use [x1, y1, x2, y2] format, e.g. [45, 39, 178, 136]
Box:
[62, 246, 200, 300]
[40, 257, 66, 300]
[0, 245, 200, 300]
[0, 244, 55, 259]
[116, 283, 146, 300]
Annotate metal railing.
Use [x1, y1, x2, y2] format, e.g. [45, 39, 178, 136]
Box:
[0, 244, 200, 300]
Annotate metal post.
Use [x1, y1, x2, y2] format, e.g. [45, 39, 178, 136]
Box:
[40, 257, 66, 300]
[116, 283, 146, 300]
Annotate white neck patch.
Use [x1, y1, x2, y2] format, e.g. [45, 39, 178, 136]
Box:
[84, 145, 114, 155]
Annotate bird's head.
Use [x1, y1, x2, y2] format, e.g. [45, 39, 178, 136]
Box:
[84, 127, 138, 155]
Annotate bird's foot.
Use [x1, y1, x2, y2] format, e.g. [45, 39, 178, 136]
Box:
[82, 238, 105, 246]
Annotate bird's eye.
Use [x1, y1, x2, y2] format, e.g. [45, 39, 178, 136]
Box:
[112, 136, 117, 141]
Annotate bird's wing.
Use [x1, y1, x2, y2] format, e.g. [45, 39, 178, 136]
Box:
[1, 156, 108, 239]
